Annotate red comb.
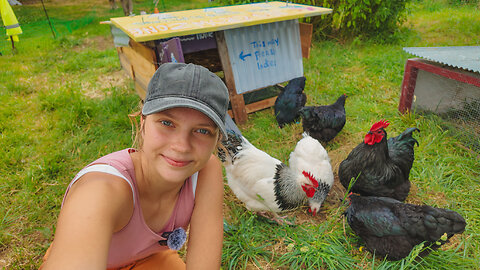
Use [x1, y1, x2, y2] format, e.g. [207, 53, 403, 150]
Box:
[301, 171, 319, 198]
[302, 171, 319, 187]
[369, 120, 389, 131]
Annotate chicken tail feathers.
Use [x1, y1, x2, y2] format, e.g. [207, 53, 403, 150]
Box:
[388, 127, 420, 165]
[395, 127, 420, 146]
[423, 207, 466, 242]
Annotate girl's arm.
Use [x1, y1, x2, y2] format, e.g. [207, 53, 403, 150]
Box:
[185, 154, 224, 269]
[41, 172, 133, 270]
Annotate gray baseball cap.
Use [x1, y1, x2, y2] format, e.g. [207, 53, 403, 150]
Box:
[142, 62, 230, 139]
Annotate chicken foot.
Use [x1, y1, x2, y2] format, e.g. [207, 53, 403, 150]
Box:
[257, 211, 294, 225]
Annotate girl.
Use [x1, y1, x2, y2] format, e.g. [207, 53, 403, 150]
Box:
[40, 62, 230, 269]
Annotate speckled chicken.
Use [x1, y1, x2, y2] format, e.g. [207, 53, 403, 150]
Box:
[338, 120, 419, 201]
[299, 94, 347, 143]
[274, 76, 307, 128]
[218, 131, 334, 222]
[345, 194, 466, 260]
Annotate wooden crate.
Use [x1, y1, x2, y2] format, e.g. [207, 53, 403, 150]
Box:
[116, 39, 157, 100]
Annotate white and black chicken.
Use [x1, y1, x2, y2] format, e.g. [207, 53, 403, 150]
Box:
[218, 131, 334, 223]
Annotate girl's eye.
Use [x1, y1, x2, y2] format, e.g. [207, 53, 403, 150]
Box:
[196, 128, 210, 135]
[161, 120, 173, 127]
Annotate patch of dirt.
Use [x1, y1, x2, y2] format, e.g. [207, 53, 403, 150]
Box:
[98, 69, 129, 89]
[75, 35, 115, 52]
[81, 70, 130, 99]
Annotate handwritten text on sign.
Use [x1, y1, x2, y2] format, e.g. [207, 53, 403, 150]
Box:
[224, 19, 303, 94]
[239, 38, 279, 71]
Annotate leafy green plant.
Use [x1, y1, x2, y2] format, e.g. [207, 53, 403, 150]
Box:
[216, 0, 412, 41]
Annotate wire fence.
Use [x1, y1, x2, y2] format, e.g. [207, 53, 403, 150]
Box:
[413, 73, 480, 154]
[7, 9, 97, 36]
[0, 2, 103, 54]
[439, 98, 480, 154]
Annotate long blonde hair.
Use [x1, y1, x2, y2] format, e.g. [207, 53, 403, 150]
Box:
[128, 100, 145, 149]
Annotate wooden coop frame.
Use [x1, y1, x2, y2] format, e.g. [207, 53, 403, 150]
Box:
[110, 2, 331, 124]
[398, 58, 480, 113]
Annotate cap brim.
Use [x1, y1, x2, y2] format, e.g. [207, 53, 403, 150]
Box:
[142, 97, 228, 139]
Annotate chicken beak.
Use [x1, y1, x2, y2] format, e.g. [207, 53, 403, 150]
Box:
[308, 207, 318, 216]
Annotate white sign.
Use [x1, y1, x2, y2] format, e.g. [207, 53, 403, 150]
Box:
[224, 19, 304, 94]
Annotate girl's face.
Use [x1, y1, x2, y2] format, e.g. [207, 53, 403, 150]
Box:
[141, 107, 219, 184]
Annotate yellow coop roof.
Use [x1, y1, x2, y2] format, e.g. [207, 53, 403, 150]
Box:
[110, 1, 332, 42]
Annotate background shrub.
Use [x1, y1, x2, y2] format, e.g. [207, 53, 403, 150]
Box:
[217, 0, 412, 41]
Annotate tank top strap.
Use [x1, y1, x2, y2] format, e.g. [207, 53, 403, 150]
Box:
[62, 164, 136, 207]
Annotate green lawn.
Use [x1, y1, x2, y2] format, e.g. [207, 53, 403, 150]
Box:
[0, 0, 479, 269]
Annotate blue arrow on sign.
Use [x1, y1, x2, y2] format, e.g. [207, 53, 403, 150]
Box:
[239, 50, 251, 61]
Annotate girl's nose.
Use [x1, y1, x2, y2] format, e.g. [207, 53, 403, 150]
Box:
[170, 131, 192, 153]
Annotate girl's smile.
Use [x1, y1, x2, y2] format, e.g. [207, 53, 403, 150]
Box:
[162, 155, 192, 167]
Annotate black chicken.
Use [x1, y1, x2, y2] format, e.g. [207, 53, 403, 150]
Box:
[298, 94, 347, 143]
[274, 76, 307, 128]
[338, 120, 419, 201]
[345, 194, 466, 261]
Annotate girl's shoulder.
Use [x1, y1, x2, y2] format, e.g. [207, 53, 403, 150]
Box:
[64, 170, 135, 231]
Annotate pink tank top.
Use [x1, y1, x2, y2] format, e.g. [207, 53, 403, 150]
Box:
[62, 148, 196, 268]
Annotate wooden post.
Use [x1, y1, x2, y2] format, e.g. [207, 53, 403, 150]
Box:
[215, 31, 248, 124]
[10, 36, 15, 54]
[299, 23, 313, 59]
[398, 59, 419, 113]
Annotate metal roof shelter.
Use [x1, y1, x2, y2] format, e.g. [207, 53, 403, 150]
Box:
[403, 46, 480, 74]
[400, 46, 480, 153]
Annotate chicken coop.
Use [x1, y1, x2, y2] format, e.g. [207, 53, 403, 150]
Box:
[107, 1, 332, 124]
[399, 46, 480, 153]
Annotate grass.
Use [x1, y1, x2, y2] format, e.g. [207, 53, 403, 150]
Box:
[1, 0, 479, 269]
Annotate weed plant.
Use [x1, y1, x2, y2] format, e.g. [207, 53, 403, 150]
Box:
[0, 0, 479, 269]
